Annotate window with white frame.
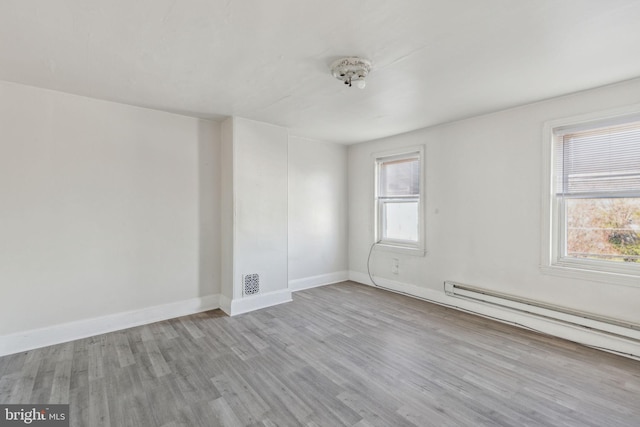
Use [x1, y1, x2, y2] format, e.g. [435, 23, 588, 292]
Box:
[375, 148, 424, 252]
[543, 111, 640, 283]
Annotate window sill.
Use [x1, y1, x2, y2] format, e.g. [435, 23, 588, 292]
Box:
[540, 262, 640, 288]
[375, 243, 426, 256]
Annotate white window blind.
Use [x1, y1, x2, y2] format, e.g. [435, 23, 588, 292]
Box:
[555, 122, 640, 198]
[379, 155, 420, 198]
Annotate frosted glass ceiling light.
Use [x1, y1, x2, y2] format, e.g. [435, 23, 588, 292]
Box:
[330, 57, 371, 89]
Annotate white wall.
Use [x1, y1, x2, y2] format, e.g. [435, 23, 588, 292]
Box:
[234, 118, 289, 297]
[0, 81, 220, 336]
[349, 78, 640, 325]
[288, 136, 348, 288]
[218, 117, 291, 315]
[198, 120, 221, 304]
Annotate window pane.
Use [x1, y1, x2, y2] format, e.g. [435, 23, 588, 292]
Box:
[566, 198, 640, 262]
[380, 158, 420, 197]
[383, 201, 418, 242]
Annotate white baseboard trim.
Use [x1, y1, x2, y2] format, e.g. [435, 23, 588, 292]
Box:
[348, 271, 640, 360]
[226, 289, 292, 316]
[219, 294, 232, 316]
[0, 294, 220, 357]
[289, 271, 349, 291]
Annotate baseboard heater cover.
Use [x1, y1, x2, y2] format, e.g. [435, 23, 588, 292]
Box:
[443, 281, 640, 342]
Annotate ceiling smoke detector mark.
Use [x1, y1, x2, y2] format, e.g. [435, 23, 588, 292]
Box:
[330, 57, 371, 89]
[243, 274, 260, 296]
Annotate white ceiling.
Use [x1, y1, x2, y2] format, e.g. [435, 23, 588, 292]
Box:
[2, 1, 640, 144]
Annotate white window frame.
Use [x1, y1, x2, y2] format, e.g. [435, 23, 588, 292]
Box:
[541, 105, 640, 287]
[374, 145, 426, 256]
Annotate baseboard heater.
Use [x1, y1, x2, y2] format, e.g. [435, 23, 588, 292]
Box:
[443, 281, 640, 342]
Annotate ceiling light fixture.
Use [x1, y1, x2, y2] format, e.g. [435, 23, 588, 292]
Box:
[330, 57, 371, 89]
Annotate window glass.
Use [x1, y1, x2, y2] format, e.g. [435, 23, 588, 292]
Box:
[566, 198, 640, 263]
[382, 201, 419, 242]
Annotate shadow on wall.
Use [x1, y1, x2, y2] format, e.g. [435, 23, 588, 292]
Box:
[198, 120, 222, 299]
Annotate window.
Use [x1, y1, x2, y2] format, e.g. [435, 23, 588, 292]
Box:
[543, 110, 640, 284]
[375, 147, 425, 253]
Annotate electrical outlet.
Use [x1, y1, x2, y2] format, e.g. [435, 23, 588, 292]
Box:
[392, 258, 399, 274]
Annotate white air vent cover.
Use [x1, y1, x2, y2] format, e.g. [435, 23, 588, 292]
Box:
[243, 274, 260, 296]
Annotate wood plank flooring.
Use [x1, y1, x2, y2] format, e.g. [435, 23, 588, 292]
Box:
[1, 281, 639, 426]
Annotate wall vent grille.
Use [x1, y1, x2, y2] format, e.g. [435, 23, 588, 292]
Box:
[243, 274, 260, 296]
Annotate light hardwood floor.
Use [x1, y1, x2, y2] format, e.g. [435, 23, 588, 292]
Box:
[1, 281, 639, 426]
